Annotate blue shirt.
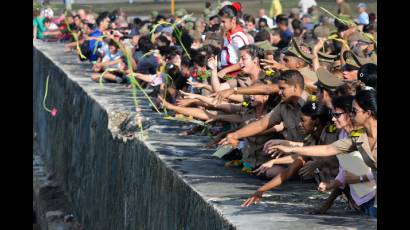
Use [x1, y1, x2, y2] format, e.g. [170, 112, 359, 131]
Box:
[89, 29, 104, 61]
[358, 12, 369, 25]
[280, 28, 293, 46]
[303, 23, 315, 31]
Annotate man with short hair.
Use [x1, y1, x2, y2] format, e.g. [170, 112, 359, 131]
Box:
[219, 70, 309, 147]
[342, 50, 373, 81]
[88, 13, 110, 62]
[276, 15, 293, 47]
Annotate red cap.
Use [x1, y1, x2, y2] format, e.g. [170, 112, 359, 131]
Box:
[232, 2, 241, 12]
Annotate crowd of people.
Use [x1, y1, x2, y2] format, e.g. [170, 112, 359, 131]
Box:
[33, 0, 377, 219]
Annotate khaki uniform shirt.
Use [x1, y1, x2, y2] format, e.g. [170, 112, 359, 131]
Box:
[267, 92, 309, 142]
[331, 132, 377, 170]
[241, 113, 281, 169]
[226, 73, 254, 89]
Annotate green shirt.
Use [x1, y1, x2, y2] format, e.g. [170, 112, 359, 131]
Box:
[33, 17, 45, 39]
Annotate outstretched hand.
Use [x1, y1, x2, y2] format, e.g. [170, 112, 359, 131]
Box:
[218, 133, 239, 148]
[208, 56, 217, 70]
[265, 145, 294, 155]
[187, 79, 206, 89]
[158, 95, 173, 110]
[263, 139, 285, 154]
[260, 59, 285, 71]
[179, 90, 197, 99]
[241, 191, 264, 207]
[253, 161, 274, 176]
[211, 88, 234, 105]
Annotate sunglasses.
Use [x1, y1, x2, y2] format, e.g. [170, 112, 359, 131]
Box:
[331, 111, 346, 118]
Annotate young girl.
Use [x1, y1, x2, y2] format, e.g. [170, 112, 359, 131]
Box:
[217, 5, 250, 78]
[91, 39, 124, 83]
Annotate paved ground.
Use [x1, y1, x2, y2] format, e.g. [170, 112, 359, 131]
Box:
[34, 41, 377, 229]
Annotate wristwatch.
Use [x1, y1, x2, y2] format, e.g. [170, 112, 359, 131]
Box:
[359, 176, 364, 183]
[233, 87, 238, 94]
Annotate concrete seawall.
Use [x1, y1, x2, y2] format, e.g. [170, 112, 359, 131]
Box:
[33, 41, 376, 230]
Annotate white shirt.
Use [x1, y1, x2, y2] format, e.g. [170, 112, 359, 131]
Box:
[299, 0, 317, 15]
[258, 15, 275, 29]
[219, 28, 249, 68]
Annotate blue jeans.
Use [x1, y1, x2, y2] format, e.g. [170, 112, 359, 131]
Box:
[360, 198, 377, 218]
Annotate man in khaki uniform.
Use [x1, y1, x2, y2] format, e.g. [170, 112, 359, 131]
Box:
[348, 32, 377, 63]
[342, 50, 373, 81]
[220, 69, 309, 148]
[283, 38, 318, 85]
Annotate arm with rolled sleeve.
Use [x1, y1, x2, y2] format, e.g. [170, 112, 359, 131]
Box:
[267, 103, 283, 127]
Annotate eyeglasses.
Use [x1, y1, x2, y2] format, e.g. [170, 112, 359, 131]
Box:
[350, 108, 365, 116]
[331, 111, 346, 118]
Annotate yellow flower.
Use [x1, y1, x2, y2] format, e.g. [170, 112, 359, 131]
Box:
[327, 124, 337, 133]
[350, 129, 364, 137]
[310, 95, 317, 103]
[242, 101, 249, 107]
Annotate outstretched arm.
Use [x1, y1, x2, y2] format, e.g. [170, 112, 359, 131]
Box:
[219, 115, 271, 147]
[217, 63, 241, 79]
[242, 156, 305, 207]
[267, 144, 341, 157]
[214, 83, 279, 104]
[158, 96, 218, 121]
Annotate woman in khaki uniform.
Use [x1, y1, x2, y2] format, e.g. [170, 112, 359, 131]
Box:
[268, 90, 377, 214]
